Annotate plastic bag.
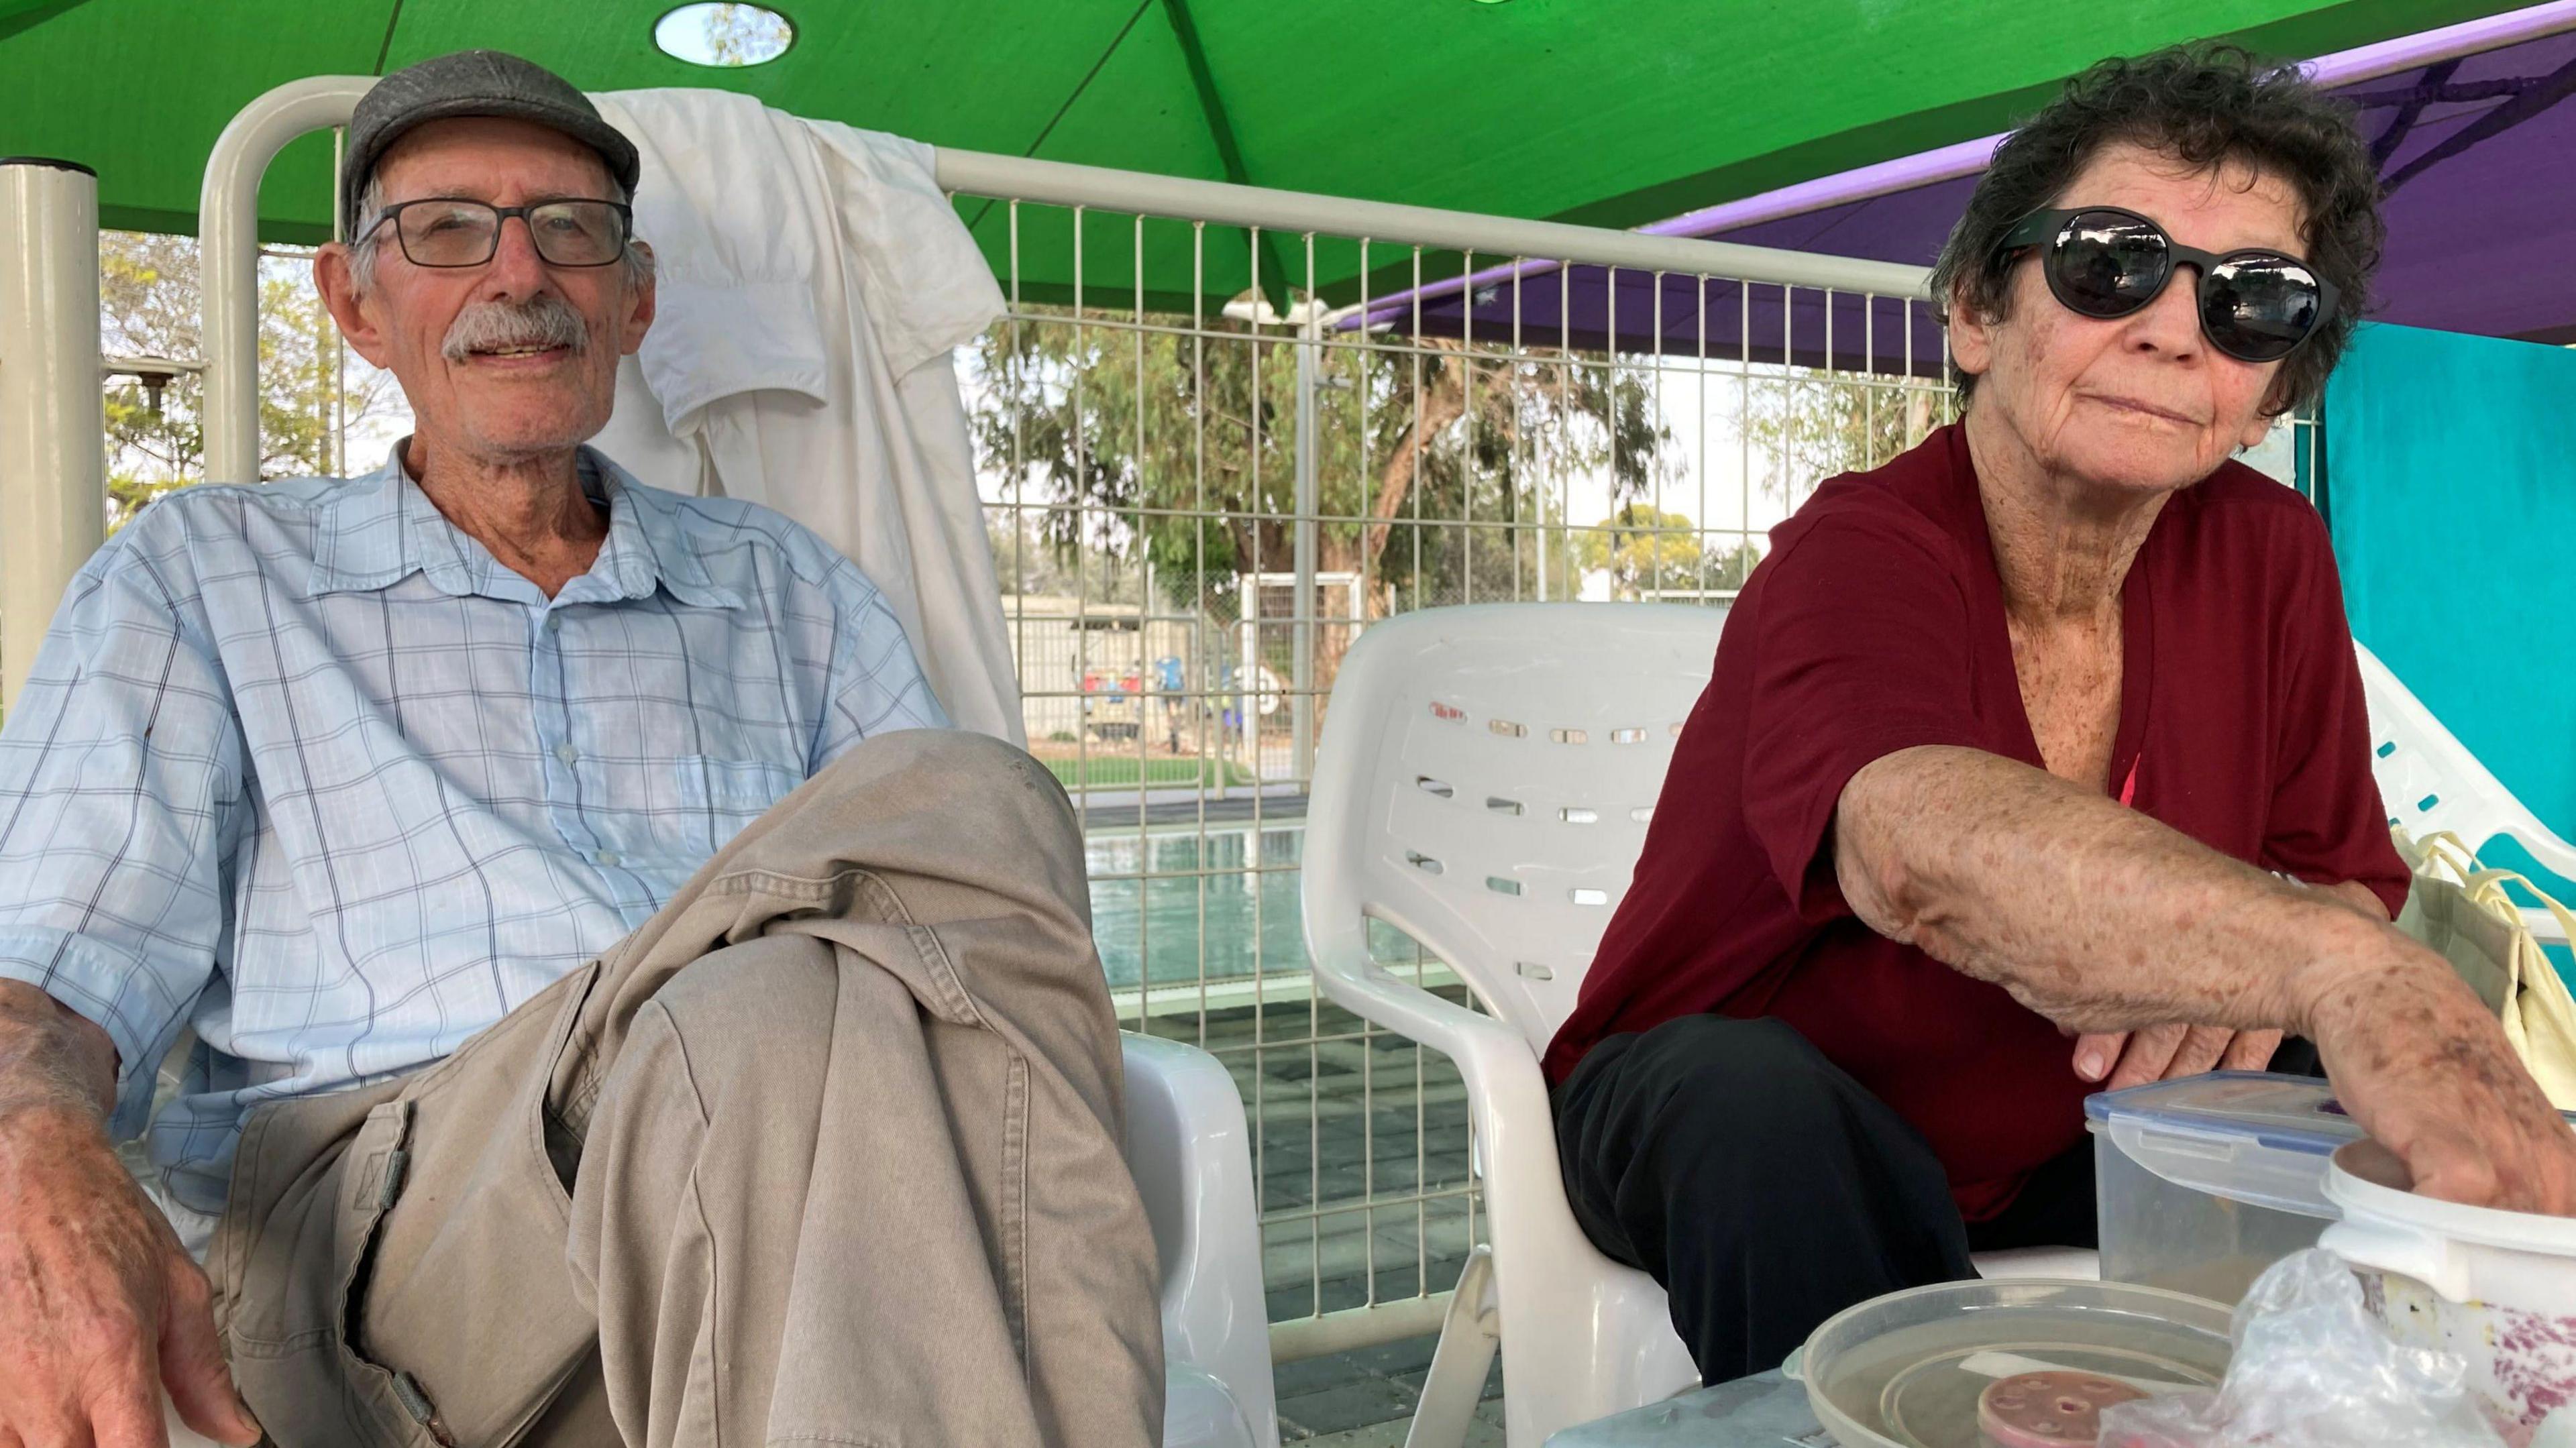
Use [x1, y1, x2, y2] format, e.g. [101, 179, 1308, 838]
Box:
[2098, 1248, 2506, 1447]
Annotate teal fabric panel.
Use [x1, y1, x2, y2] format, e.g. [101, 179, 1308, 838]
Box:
[2324, 322, 2576, 895]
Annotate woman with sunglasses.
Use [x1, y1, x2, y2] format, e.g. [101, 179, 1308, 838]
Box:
[1542, 43, 2576, 1386]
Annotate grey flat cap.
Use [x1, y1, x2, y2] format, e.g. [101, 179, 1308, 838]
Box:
[342, 50, 640, 237]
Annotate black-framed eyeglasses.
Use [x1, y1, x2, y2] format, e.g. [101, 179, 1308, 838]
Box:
[362, 197, 634, 270]
[1992, 205, 2338, 364]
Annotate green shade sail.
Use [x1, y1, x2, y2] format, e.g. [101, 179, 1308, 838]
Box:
[0, 0, 2515, 309]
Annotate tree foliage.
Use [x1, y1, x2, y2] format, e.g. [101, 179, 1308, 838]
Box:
[1578, 503, 1761, 600]
[969, 306, 1674, 617]
[1741, 367, 1949, 504]
[99, 231, 400, 531]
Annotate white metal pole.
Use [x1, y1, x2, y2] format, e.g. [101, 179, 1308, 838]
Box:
[932, 148, 1933, 300]
[199, 76, 371, 485]
[1236, 582, 1257, 783]
[1291, 316, 1320, 783]
[0, 158, 106, 712]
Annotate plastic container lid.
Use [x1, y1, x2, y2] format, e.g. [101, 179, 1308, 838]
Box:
[2083, 1070, 2361, 1219]
[1792, 1277, 2234, 1448]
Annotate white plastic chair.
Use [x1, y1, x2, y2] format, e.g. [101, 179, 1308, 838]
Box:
[168, 1032, 1278, 1448]
[1124, 1032, 1283, 1448]
[1302, 603, 2094, 1448]
[2359, 642, 2576, 942]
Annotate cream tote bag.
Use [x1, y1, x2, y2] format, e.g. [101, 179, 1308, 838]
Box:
[2393, 828, 2576, 1111]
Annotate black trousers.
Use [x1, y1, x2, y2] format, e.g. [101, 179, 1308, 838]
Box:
[1550, 1015, 2098, 1385]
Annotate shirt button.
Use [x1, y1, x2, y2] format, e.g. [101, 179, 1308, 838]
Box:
[595, 850, 620, 867]
[555, 742, 576, 765]
[545, 614, 562, 634]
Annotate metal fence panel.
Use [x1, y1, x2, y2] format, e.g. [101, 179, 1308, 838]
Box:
[961, 194, 1984, 1351]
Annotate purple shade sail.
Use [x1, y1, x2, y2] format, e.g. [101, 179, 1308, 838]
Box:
[1371, 268, 1949, 378]
[1362, 18, 2576, 368]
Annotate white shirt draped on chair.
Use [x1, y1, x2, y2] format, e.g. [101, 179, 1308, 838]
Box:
[588, 88, 1021, 744]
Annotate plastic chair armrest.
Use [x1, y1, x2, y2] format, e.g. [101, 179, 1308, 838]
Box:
[1307, 936, 1542, 1099]
[1306, 936, 1576, 1256]
[1120, 1034, 1279, 1448]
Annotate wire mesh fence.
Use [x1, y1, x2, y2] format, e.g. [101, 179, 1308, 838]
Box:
[959, 194, 1975, 1346]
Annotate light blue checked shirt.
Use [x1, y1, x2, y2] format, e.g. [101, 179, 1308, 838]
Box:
[0, 444, 946, 1228]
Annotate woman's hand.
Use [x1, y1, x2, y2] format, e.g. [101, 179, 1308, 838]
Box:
[2073, 1025, 2282, 1089]
[2300, 952, 2576, 1215]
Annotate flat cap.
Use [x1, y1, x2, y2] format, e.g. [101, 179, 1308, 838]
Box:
[342, 50, 639, 237]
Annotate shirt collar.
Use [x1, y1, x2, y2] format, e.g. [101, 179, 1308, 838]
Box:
[307, 441, 743, 610]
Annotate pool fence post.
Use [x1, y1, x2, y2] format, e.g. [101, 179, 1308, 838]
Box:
[0, 158, 105, 712]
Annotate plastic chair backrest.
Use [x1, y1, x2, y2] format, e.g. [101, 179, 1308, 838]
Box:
[1304, 604, 1726, 1053]
[2357, 642, 2576, 879]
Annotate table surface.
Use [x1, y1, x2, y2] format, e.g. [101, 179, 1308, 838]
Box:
[1542, 1369, 1831, 1446]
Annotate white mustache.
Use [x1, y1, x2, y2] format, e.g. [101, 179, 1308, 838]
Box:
[441, 296, 590, 362]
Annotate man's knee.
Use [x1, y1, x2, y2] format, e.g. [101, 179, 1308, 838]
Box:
[644, 940, 840, 1090]
[817, 728, 1071, 827]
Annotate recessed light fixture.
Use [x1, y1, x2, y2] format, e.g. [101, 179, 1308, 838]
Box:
[653, 3, 796, 68]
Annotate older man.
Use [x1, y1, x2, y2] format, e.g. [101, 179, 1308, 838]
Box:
[0, 51, 1160, 1448]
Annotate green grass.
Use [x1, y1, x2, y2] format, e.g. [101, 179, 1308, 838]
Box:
[1043, 755, 1256, 790]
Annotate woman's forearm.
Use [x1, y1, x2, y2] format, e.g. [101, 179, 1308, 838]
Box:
[1833, 744, 2407, 1036]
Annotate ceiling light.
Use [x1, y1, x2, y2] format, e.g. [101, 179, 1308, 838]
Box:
[653, 3, 796, 68]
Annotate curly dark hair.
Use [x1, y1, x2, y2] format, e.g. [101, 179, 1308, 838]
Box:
[1929, 44, 2383, 417]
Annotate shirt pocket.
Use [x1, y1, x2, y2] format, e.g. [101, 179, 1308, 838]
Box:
[674, 755, 806, 835]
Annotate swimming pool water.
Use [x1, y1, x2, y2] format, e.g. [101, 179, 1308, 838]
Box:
[1085, 818, 1309, 990]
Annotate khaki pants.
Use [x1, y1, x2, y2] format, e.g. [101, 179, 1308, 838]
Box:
[208, 730, 1163, 1448]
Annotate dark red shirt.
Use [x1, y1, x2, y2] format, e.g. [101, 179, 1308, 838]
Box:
[1541, 424, 2408, 1219]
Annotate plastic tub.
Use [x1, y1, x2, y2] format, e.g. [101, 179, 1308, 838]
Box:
[2086, 1072, 2360, 1302]
[2322, 1140, 2576, 1446]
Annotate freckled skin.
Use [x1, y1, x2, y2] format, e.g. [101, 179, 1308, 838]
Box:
[0, 993, 262, 1445]
[1830, 142, 2576, 1219]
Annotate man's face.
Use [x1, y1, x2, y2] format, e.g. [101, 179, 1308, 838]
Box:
[315, 116, 653, 469]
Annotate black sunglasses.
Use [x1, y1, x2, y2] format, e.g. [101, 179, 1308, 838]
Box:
[1992, 206, 2338, 364]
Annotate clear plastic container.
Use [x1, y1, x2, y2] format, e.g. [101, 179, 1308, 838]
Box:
[2085, 1072, 2359, 1304]
[1791, 1277, 2234, 1448]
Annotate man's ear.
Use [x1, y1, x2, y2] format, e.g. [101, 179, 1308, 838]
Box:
[619, 241, 656, 358]
[313, 244, 394, 369]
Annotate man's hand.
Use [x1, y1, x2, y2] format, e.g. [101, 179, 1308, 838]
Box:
[0, 1106, 262, 1447]
[2302, 953, 2576, 1215]
[2073, 1024, 2283, 1090]
[0, 983, 260, 1447]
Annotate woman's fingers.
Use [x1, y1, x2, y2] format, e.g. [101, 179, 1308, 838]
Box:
[2072, 1032, 2127, 1082]
[2106, 1022, 2191, 1091]
[2164, 1024, 2235, 1080]
[2083, 1024, 2278, 1089]
[2220, 1028, 2284, 1071]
